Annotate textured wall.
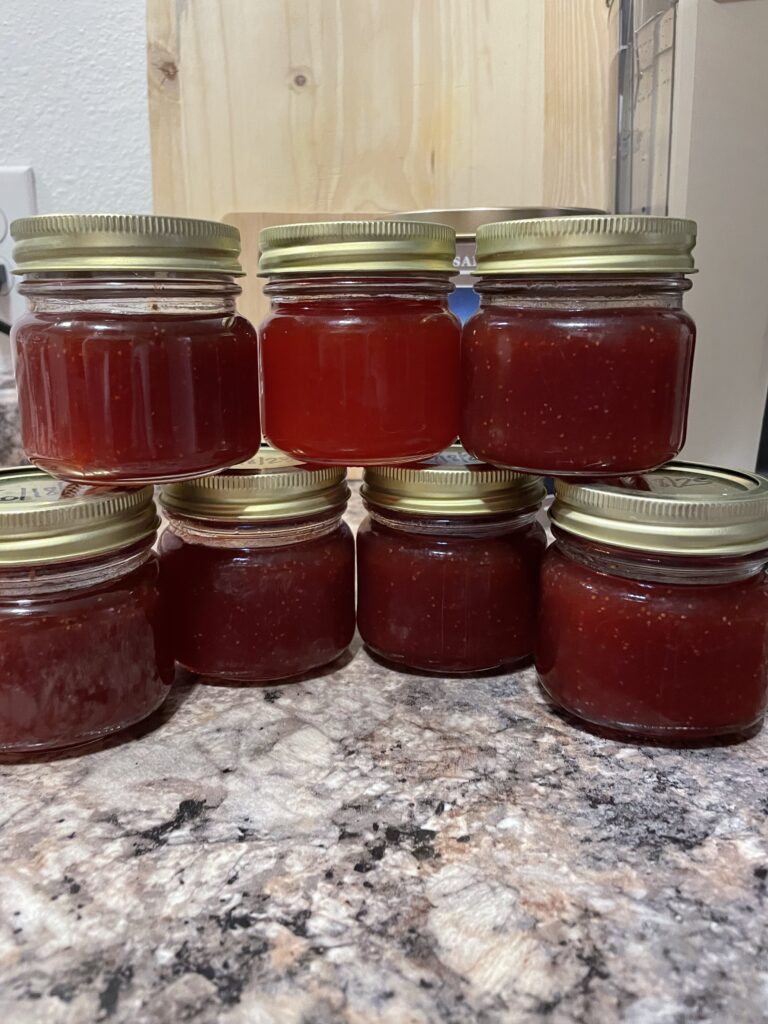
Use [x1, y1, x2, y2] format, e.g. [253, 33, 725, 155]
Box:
[0, 0, 152, 213]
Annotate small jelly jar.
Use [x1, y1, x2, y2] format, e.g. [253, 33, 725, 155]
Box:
[0, 467, 173, 753]
[357, 447, 546, 673]
[258, 220, 461, 465]
[536, 464, 768, 743]
[461, 215, 697, 476]
[159, 452, 355, 682]
[11, 214, 261, 485]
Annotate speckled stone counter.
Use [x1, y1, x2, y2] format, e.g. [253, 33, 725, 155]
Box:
[0, 490, 766, 1024]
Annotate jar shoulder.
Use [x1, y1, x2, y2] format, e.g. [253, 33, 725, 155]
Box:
[0, 553, 160, 611]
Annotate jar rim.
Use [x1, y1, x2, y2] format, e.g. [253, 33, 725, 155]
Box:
[362, 446, 545, 517]
[160, 451, 350, 522]
[475, 215, 696, 276]
[11, 213, 243, 276]
[551, 462, 768, 556]
[0, 467, 158, 567]
[258, 220, 456, 275]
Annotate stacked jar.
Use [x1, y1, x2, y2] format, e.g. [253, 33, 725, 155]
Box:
[0, 466, 172, 753]
[158, 451, 355, 682]
[257, 220, 462, 464]
[357, 446, 546, 674]
[457, 213, 768, 742]
[4, 207, 768, 752]
[4, 213, 266, 751]
[462, 215, 698, 476]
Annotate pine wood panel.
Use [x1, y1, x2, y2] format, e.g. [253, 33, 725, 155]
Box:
[147, 0, 614, 227]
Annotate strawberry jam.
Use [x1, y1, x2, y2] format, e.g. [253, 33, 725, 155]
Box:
[537, 466, 768, 743]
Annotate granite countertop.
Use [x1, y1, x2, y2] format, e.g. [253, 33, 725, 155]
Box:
[1, 487, 767, 1024]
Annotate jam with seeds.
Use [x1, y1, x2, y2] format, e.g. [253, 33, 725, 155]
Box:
[159, 458, 355, 682]
[358, 509, 546, 673]
[0, 550, 173, 752]
[158, 515, 355, 682]
[461, 276, 695, 476]
[537, 530, 768, 741]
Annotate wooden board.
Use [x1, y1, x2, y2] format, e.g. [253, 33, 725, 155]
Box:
[147, 0, 614, 233]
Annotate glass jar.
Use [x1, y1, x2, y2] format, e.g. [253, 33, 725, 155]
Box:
[537, 464, 768, 743]
[357, 447, 546, 673]
[159, 452, 355, 682]
[258, 221, 461, 464]
[0, 467, 172, 753]
[461, 215, 697, 476]
[11, 214, 261, 484]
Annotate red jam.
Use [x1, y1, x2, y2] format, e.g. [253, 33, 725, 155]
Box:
[357, 505, 546, 674]
[13, 310, 261, 485]
[259, 275, 461, 464]
[158, 516, 355, 682]
[461, 279, 696, 476]
[537, 533, 768, 741]
[0, 549, 173, 753]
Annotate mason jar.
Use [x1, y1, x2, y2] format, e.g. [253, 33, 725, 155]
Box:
[158, 452, 355, 682]
[0, 467, 172, 753]
[11, 214, 261, 484]
[461, 215, 697, 476]
[258, 221, 461, 465]
[357, 447, 546, 673]
[537, 464, 768, 743]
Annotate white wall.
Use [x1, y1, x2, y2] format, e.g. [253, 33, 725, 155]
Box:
[670, 0, 768, 471]
[0, 0, 152, 213]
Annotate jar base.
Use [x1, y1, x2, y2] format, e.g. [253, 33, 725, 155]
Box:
[537, 676, 764, 747]
[177, 648, 351, 685]
[261, 448, 453, 467]
[0, 689, 171, 760]
[28, 452, 261, 487]
[460, 454, 671, 479]
[365, 643, 532, 678]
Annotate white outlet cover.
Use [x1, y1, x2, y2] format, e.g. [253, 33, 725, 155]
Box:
[0, 166, 36, 375]
[0, 167, 37, 321]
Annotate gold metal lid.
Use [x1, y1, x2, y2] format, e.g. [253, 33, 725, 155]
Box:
[160, 451, 349, 522]
[258, 220, 455, 275]
[11, 214, 243, 276]
[0, 467, 158, 567]
[552, 463, 768, 556]
[397, 207, 605, 241]
[362, 446, 545, 517]
[475, 214, 697, 275]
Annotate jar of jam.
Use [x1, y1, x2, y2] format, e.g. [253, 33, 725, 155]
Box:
[158, 452, 355, 682]
[0, 467, 173, 753]
[11, 214, 261, 484]
[461, 215, 698, 476]
[357, 447, 546, 673]
[537, 464, 768, 743]
[258, 220, 461, 464]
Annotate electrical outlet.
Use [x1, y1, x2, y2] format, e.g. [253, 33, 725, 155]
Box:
[0, 167, 37, 370]
[0, 166, 37, 322]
